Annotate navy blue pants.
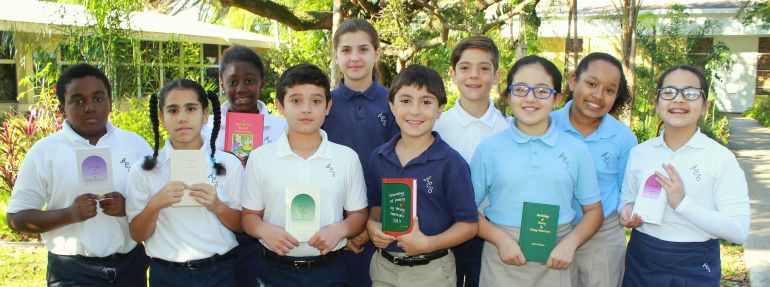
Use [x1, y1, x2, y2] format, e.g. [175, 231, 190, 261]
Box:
[623, 229, 720, 287]
[453, 236, 482, 287]
[47, 244, 149, 287]
[258, 252, 348, 287]
[234, 232, 263, 287]
[149, 257, 236, 287]
[342, 242, 375, 287]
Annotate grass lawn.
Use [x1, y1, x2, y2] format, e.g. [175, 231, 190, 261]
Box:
[0, 239, 750, 286]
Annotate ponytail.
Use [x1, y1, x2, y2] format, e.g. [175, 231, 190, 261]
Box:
[207, 91, 226, 176]
[141, 93, 160, 171]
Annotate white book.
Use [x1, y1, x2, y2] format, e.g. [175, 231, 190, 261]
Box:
[76, 147, 114, 196]
[169, 149, 208, 207]
[285, 186, 321, 242]
[631, 173, 668, 225]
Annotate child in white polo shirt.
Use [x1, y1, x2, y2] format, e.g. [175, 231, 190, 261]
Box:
[126, 79, 244, 286]
[7, 63, 151, 286]
[241, 64, 368, 286]
[620, 65, 750, 286]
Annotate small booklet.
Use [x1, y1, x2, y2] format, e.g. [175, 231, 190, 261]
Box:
[224, 112, 265, 158]
[285, 186, 321, 242]
[76, 147, 114, 196]
[381, 178, 417, 236]
[519, 202, 560, 263]
[632, 174, 667, 225]
[169, 149, 208, 207]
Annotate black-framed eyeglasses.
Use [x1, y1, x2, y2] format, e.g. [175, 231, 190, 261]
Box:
[657, 87, 704, 101]
[509, 84, 556, 99]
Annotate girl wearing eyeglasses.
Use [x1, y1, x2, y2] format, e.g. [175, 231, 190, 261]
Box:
[619, 65, 750, 286]
[470, 55, 603, 286]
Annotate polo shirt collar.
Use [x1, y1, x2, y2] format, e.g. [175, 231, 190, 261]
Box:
[61, 120, 116, 145]
[157, 138, 210, 163]
[379, 131, 450, 167]
[221, 100, 275, 127]
[654, 128, 709, 149]
[453, 98, 503, 128]
[275, 129, 334, 159]
[507, 116, 560, 147]
[336, 78, 383, 101]
[556, 100, 614, 140]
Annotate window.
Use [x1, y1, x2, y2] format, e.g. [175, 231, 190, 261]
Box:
[0, 31, 16, 103]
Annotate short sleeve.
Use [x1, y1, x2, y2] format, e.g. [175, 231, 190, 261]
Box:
[7, 147, 48, 213]
[470, 145, 488, 207]
[125, 163, 151, 221]
[366, 151, 382, 207]
[445, 162, 479, 223]
[344, 153, 368, 211]
[241, 154, 265, 211]
[574, 147, 601, 205]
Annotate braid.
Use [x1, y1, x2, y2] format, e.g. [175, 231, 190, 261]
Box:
[141, 94, 160, 171]
[207, 91, 226, 176]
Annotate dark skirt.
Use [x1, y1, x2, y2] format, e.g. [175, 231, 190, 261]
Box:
[623, 229, 720, 287]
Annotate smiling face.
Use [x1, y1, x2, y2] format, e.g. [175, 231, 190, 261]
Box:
[389, 85, 443, 141]
[59, 76, 112, 144]
[333, 31, 379, 83]
[277, 84, 331, 137]
[451, 48, 500, 103]
[507, 64, 562, 135]
[160, 89, 208, 150]
[220, 61, 263, 114]
[655, 69, 709, 131]
[569, 59, 621, 121]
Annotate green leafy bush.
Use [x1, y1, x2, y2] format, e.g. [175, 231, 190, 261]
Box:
[745, 97, 770, 128]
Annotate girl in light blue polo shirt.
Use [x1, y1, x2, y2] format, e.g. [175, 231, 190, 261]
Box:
[552, 52, 637, 287]
[471, 55, 603, 287]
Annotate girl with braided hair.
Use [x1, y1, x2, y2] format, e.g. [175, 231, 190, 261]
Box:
[125, 79, 245, 286]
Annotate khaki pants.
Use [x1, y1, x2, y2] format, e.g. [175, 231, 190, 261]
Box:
[370, 250, 456, 287]
[574, 213, 626, 287]
[480, 223, 575, 287]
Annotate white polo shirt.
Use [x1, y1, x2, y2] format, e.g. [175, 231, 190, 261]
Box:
[620, 130, 750, 243]
[8, 121, 151, 257]
[242, 130, 368, 257]
[125, 141, 243, 262]
[434, 98, 510, 162]
[202, 100, 288, 152]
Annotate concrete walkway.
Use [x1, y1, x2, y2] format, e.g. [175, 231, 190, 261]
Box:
[728, 116, 770, 287]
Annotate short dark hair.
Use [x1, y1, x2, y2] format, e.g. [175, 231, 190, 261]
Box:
[220, 45, 265, 81]
[450, 36, 500, 71]
[501, 55, 563, 99]
[387, 64, 447, 106]
[656, 65, 709, 102]
[572, 52, 630, 114]
[276, 64, 331, 105]
[55, 63, 112, 104]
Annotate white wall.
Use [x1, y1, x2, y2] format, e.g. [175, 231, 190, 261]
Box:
[713, 36, 758, 113]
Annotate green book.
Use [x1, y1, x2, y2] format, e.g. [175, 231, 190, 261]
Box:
[381, 178, 417, 236]
[519, 202, 560, 263]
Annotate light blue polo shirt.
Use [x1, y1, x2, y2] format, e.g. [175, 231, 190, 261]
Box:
[470, 118, 601, 227]
[551, 100, 638, 222]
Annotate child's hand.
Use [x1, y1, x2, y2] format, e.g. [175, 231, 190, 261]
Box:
[188, 183, 222, 212]
[99, 192, 126, 217]
[149, 181, 185, 210]
[309, 223, 347, 255]
[656, 163, 685, 209]
[367, 220, 396, 249]
[547, 240, 577, 270]
[344, 230, 370, 254]
[497, 236, 527, 266]
[620, 204, 644, 228]
[67, 193, 101, 223]
[396, 218, 430, 256]
[260, 224, 299, 256]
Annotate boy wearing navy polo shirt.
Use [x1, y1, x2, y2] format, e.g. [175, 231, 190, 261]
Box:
[367, 65, 479, 287]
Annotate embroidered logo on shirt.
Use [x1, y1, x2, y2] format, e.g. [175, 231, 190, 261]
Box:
[377, 112, 387, 127]
[264, 136, 272, 144]
[120, 157, 130, 170]
[325, 163, 336, 178]
[703, 262, 711, 273]
[423, 176, 434, 193]
[208, 172, 220, 189]
[690, 165, 702, 182]
[558, 152, 570, 169]
[601, 152, 610, 168]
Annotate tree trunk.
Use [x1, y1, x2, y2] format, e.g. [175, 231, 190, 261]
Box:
[330, 0, 344, 86]
[563, 0, 575, 86]
[572, 0, 578, 69]
[621, 0, 640, 125]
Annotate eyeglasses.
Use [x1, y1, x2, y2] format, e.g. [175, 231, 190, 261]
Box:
[509, 84, 556, 99]
[657, 87, 704, 101]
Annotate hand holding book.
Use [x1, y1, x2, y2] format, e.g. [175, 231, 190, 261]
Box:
[149, 181, 185, 210]
[98, 191, 126, 217]
[308, 222, 348, 255]
[187, 183, 222, 212]
[259, 223, 299, 256]
[395, 217, 430, 256]
[655, 163, 685, 209]
[495, 235, 527, 266]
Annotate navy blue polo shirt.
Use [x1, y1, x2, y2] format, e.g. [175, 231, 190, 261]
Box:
[323, 80, 400, 171]
[367, 132, 479, 253]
